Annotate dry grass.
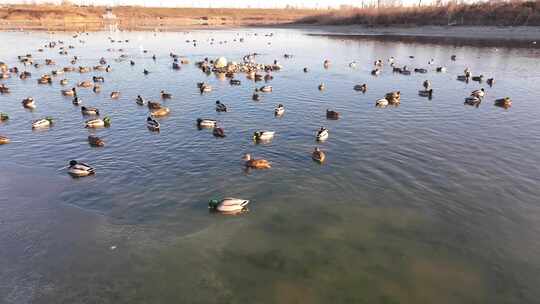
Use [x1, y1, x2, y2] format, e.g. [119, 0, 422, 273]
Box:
[297, 1, 540, 26]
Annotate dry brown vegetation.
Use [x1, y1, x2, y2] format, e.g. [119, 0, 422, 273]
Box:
[297, 0, 540, 26]
[0, 4, 322, 31]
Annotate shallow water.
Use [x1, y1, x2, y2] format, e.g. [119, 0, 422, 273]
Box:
[1, 29, 540, 304]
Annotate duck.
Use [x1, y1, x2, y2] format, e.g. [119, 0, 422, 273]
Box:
[81, 106, 99, 116]
[110, 91, 120, 99]
[253, 131, 275, 142]
[148, 101, 161, 110]
[150, 106, 170, 117]
[59, 79, 68, 85]
[230, 79, 241, 85]
[436, 66, 447, 72]
[0, 135, 10, 145]
[68, 160, 95, 177]
[414, 68, 428, 73]
[494, 97, 512, 108]
[385, 91, 401, 104]
[316, 127, 329, 141]
[472, 75, 483, 82]
[260, 85, 272, 93]
[198, 83, 212, 93]
[19, 71, 32, 80]
[353, 84, 367, 92]
[487, 78, 495, 87]
[371, 68, 381, 76]
[326, 109, 339, 120]
[78, 81, 93, 88]
[0, 112, 8, 122]
[22, 97, 36, 109]
[252, 93, 261, 101]
[418, 89, 433, 98]
[37, 76, 52, 84]
[457, 75, 470, 81]
[88, 135, 105, 147]
[471, 88, 485, 98]
[213, 126, 226, 138]
[136, 95, 146, 105]
[451, 55, 457, 61]
[312, 147, 326, 163]
[208, 198, 249, 214]
[274, 104, 285, 116]
[323, 59, 331, 68]
[215, 100, 228, 112]
[146, 116, 160, 131]
[93, 76, 105, 82]
[72, 96, 82, 105]
[376, 98, 389, 107]
[0, 84, 10, 94]
[156, 90, 171, 100]
[143, 69, 149, 75]
[464, 96, 482, 106]
[423, 80, 431, 90]
[105, 65, 112, 72]
[197, 118, 217, 128]
[62, 87, 77, 96]
[85, 116, 111, 128]
[243, 153, 271, 169]
[303, 67, 308, 73]
[318, 83, 326, 91]
[32, 117, 54, 129]
[93, 85, 101, 93]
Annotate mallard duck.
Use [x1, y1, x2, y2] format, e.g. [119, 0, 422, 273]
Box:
[32, 117, 54, 129]
[419, 89, 433, 98]
[451, 55, 457, 61]
[494, 97, 512, 108]
[148, 101, 161, 110]
[385, 91, 401, 104]
[274, 104, 285, 116]
[22, 97, 36, 109]
[0, 84, 10, 94]
[147, 116, 160, 131]
[105, 65, 112, 72]
[172, 62, 180, 70]
[423, 80, 431, 90]
[215, 100, 228, 112]
[93, 85, 101, 93]
[110, 91, 120, 99]
[326, 109, 339, 120]
[471, 88, 485, 98]
[230, 79, 241, 85]
[81, 106, 99, 115]
[93, 76, 105, 82]
[376, 98, 389, 107]
[19, 71, 32, 80]
[0, 113, 8, 121]
[436, 66, 447, 72]
[457, 75, 469, 81]
[312, 147, 326, 163]
[72, 96, 82, 105]
[78, 81, 93, 88]
[487, 78, 495, 87]
[0, 135, 10, 145]
[464, 96, 482, 106]
[197, 118, 217, 128]
[150, 107, 170, 117]
[62, 87, 76, 96]
[371, 68, 381, 76]
[354, 84, 367, 92]
[160, 90, 172, 99]
[136, 95, 146, 105]
[143, 69, 149, 75]
[253, 131, 275, 142]
[323, 59, 330, 68]
[252, 93, 261, 101]
[59, 79, 68, 85]
[316, 127, 329, 141]
[260, 85, 272, 93]
[88, 135, 104, 147]
[198, 83, 212, 93]
[37, 76, 52, 84]
[68, 160, 95, 177]
[472, 75, 483, 82]
[318, 83, 326, 91]
[85, 116, 111, 128]
[243, 154, 271, 169]
[208, 198, 249, 214]
[303, 67, 308, 73]
[213, 127, 226, 138]
[414, 68, 428, 73]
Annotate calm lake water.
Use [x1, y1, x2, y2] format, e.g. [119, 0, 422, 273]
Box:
[1, 29, 540, 304]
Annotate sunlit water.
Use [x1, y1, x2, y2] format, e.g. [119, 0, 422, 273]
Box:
[1, 29, 540, 304]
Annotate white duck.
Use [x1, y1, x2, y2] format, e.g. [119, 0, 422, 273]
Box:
[316, 127, 329, 141]
[253, 131, 275, 142]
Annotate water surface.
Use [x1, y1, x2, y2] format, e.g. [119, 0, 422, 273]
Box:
[1, 29, 540, 304]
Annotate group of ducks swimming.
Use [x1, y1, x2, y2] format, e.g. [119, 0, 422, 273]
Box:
[0, 32, 514, 214]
